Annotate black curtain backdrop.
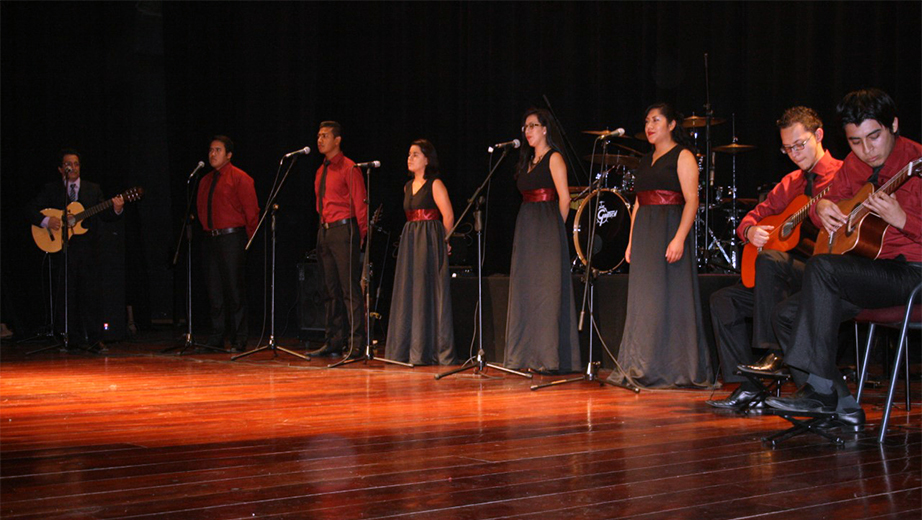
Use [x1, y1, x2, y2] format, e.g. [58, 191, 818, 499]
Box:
[3, 1, 920, 339]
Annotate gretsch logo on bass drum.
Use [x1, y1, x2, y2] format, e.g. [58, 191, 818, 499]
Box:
[596, 201, 619, 225]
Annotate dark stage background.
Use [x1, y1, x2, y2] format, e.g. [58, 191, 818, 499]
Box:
[2, 1, 920, 343]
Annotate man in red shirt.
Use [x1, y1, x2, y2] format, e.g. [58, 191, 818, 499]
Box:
[767, 89, 922, 429]
[309, 121, 368, 357]
[707, 107, 842, 410]
[196, 136, 259, 352]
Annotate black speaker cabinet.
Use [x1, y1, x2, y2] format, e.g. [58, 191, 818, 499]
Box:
[297, 262, 325, 335]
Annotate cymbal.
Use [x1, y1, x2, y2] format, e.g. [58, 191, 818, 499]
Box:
[713, 143, 757, 154]
[716, 197, 758, 206]
[682, 115, 726, 128]
[634, 131, 647, 141]
[582, 154, 640, 169]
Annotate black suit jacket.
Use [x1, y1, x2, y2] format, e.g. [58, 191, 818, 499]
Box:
[29, 179, 117, 247]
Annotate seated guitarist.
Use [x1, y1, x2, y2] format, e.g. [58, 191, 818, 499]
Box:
[29, 149, 124, 351]
[767, 88, 922, 429]
[707, 107, 842, 410]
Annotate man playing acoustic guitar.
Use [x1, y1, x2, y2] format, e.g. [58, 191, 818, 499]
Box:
[707, 107, 842, 410]
[29, 149, 124, 351]
[766, 88, 922, 429]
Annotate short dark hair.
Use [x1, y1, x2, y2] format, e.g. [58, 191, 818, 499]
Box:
[319, 121, 342, 138]
[409, 139, 440, 179]
[836, 88, 897, 133]
[59, 148, 81, 164]
[211, 135, 234, 154]
[776, 106, 823, 133]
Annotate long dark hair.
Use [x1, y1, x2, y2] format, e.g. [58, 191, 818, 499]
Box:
[644, 102, 694, 151]
[515, 107, 561, 178]
[407, 138, 440, 180]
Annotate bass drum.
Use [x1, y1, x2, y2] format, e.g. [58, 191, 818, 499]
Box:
[573, 189, 633, 273]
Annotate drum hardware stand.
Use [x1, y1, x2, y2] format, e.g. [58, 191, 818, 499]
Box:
[532, 151, 638, 393]
[437, 149, 531, 380]
[329, 164, 411, 369]
[163, 162, 224, 354]
[234, 154, 310, 362]
[701, 52, 715, 271]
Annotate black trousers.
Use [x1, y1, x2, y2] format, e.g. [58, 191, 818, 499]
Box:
[53, 241, 103, 344]
[316, 220, 365, 350]
[202, 231, 248, 346]
[774, 254, 922, 384]
[709, 249, 805, 383]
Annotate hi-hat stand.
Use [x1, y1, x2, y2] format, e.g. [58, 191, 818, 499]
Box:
[329, 163, 412, 369]
[436, 148, 531, 380]
[532, 137, 638, 393]
[163, 162, 224, 354]
[233, 154, 310, 362]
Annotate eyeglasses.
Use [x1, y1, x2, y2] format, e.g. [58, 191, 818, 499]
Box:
[780, 134, 814, 155]
[521, 123, 543, 132]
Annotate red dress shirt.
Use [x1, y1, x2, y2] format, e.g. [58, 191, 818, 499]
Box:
[808, 136, 922, 262]
[196, 162, 260, 239]
[737, 151, 842, 240]
[314, 152, 369, 240]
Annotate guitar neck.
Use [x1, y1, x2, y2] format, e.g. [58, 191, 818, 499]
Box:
[73, 198, 114, 222]
[849, 158, 921, 223]
[789, 185, 831, 227]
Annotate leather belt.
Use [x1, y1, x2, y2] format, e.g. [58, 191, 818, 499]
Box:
[405, 209, 441, 221]
[206, 226, 245, 237]
[521, 188, 558, 203]
[637, 189, 685, 205]
[321, 217, 353, 230]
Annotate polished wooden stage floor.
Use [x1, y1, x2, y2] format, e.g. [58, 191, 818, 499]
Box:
[1, 333, 919, 519]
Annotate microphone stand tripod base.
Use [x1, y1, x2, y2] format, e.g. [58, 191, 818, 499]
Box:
[530, 361, 640, 392]
[232, 335, 310, 361]
[161, 333, 223, 355]
[435, 350, 532, 380]
[327, 343, 413, 368]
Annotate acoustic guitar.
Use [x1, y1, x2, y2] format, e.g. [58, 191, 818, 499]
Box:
[32, 187, 144, 253]
[740, 185, 829, 288]
[814, 157, 921, 258]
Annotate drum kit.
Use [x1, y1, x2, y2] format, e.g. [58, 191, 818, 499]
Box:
[570, 115, 758, 275]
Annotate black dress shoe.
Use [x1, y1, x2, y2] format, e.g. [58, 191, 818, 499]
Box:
[706, 387, 760, 410]
[90, 341, 109, 353]
[738, 352, 784, 375]
[831, 407, 866, 431]
[309, 344, 341, 357]
[765, 384, 836, 413]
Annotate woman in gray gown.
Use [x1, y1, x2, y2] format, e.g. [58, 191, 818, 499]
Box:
[608, 103, 714, 388]
[503, 108, 581, 373]
[385, 139, 456, 365]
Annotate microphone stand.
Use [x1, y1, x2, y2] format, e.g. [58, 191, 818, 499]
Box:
[329, 166, 412, 369]
[233, 156, 310, 361]
[702, 52, 714, 272]
[29, 179, 76, 355]
[162, 167, 221, 354]
[436, 148, 532, 380]
[531, 139, 639, 393]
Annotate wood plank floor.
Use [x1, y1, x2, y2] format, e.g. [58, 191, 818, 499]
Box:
[2, 333, 919, 519]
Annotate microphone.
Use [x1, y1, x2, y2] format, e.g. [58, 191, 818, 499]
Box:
[355, 161, 381, 169]
[283, 146, 311, 159]
[63, 165, 73, 175]
[596, 128, 626, 140]
[187, 161, 206, 181]
[487, 139, 521, 153]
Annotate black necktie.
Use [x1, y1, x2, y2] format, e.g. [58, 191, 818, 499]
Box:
[69, 183, 77, 202]
[868, 166, 883, 187]
[318, 159, 331, 216]
[207, 170, 220, 230]
[804, 171, 816, 197]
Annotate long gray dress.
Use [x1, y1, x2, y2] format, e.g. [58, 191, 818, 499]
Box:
[504, 151, 581, 373]
[608, 145, 714, 388]
[384, 179, 456, 365]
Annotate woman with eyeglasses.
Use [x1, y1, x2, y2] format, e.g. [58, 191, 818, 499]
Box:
[503, 108, 581, 374]
[607, 102, 714, 388]
[385, 139, 457, 365]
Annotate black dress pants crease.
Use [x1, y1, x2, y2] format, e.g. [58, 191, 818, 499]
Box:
[316, 221, 365, 351]
[773, 254, 921, 383]
[203, 231, 248, 346]
[710, 249, 805, 383]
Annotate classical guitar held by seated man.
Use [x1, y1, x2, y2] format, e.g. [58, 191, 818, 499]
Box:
[32, 186, 144, 253]
[814, 157, 921, 258]
[740, 186, 829, 288]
